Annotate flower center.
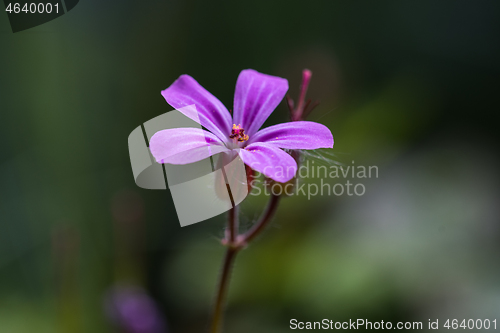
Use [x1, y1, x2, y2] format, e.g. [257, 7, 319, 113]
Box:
[229, 124, 249, 142]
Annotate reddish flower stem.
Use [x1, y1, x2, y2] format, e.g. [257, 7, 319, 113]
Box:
[210, 195, 281, 333]
[209, 243, 238, 333]
[293, 69, 312, 121]
[210, 206, 238, 333]
[227, 199, 238, 243]
[238, 194, 281, 246]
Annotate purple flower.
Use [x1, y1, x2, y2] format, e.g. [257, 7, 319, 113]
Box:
[104, 285, 166, 333]
[150, 69, 333, 183]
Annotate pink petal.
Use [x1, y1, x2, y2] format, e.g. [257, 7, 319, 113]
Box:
[248, 121, 334, 149]
[149, 128, 229, 164]
[233, 69, 288, 137]
[238, 142, 297, 183]
[161, 75, 232, 143]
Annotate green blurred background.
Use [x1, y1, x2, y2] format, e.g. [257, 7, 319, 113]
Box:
[1, 1, 499, 332]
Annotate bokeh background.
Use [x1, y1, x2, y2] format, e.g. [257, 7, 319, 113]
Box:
[1, 1, 500, 332]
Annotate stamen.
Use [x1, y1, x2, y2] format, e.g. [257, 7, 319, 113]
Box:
[229, 124, 249, 142]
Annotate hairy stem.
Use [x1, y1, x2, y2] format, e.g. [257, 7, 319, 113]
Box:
[293, 69, 312, 121]
[210, 194, 281, 333]
[240, 194, 281, 245]
[210, 206, 239, 333]
[209, 245, 238, 333]
[227, 202, 238, 243]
